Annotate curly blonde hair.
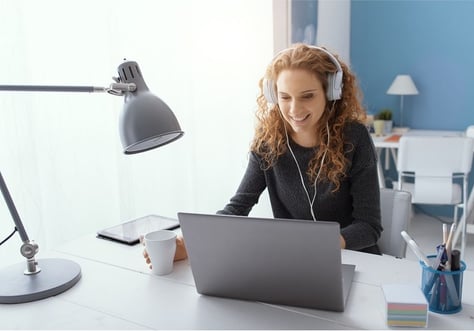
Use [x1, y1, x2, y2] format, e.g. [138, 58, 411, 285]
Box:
[251, 44, 367, 191]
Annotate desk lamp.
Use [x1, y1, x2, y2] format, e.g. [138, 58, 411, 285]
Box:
[0, 60, 184, 303]
[387, 74, 419, 128]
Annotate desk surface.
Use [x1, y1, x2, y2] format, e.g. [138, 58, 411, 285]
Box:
[372, 129, 465, 148]
[1, 233, 473, 329]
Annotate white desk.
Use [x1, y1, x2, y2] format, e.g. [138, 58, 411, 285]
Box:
[1, 233, 473, 329]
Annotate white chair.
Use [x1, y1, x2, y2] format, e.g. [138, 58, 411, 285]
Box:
[396, 135, 474, 256]
[378, 188, 412, 258]
[458, 126, 474, 249]
[466, 125, 474, 138]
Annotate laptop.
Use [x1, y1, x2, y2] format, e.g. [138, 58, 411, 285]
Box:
[177, 212, 355, 312]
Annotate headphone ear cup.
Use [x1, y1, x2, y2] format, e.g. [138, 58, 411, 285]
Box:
[326, 71, 342, 101]
[263, 78, 278, 104]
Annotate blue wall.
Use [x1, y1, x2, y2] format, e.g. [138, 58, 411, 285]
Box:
[351, 0, 474, 130]
[351, 0, 474, 218]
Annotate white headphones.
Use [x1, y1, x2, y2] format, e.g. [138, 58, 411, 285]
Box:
[262, 45, 343, 103]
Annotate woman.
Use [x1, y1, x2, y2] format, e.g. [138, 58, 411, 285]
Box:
[145, 43, 382, 266]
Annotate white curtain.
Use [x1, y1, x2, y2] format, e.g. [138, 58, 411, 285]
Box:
[0, 0, 273, 263]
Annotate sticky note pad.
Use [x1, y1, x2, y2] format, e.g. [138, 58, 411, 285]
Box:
[382, 283, 428, 328]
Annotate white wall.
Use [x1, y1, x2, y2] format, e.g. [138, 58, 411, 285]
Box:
[316, 0, 351, 63]
[0, 0, 273, 264]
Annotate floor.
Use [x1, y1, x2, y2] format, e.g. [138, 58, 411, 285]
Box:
[404, 208, 474, 269]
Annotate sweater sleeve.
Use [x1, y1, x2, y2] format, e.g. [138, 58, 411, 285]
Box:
[340, 124, 383, 252]
[217, 152, 267, 216]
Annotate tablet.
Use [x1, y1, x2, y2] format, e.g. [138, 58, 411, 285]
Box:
[97, 214, 180, 245]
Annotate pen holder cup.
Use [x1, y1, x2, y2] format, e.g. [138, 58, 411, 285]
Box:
[420, 255, 466, 314]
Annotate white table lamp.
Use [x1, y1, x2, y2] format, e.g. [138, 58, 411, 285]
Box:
[387, 74, 419, 128]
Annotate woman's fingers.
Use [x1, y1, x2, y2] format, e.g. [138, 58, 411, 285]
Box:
[142, 247, 153, 269]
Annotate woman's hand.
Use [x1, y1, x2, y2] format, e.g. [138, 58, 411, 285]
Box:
[340, 235, 346, 249]
[174, 235, 188, 261]
[142, 234, 188, 269]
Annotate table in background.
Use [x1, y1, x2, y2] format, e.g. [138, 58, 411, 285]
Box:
[0, 233, 473, 329]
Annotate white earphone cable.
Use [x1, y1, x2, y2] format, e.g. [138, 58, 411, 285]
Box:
[284, 123, 330, 222]
[282, 101, 334, 221]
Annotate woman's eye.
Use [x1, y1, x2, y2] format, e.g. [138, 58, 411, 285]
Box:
[302, 94, 314, 99]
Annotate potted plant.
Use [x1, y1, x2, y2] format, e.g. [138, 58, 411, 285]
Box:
[375, 108, 393, 135]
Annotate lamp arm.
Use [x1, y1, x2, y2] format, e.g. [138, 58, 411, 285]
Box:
[0, 85, 106, 93]
[0, 170, 42, 273]
[0, 82, 136, 94]
[0, 171, 29, 242]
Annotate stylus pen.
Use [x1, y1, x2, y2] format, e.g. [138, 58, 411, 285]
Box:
[400, 231, 431, 267]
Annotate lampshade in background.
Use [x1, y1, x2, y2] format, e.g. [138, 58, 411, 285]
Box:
[0, 60, 184, 303]
[387, 74, 419, 128]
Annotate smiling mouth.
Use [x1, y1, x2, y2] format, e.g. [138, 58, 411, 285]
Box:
[290, 114, 310, 123]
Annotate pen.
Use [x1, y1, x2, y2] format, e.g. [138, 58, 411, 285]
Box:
[427, 277, 439, 308]
[445, 222, 456, 249]
[451, 249, 462, 296]
[431, 244, 446, 270]
[444, 274, 460, 307]
[400, 231, 430, 266]
[442, 223, 448, 244]
[445, 222, 457, 269]
[441, 249, 462, 309]
[419, 239, 447, 295]
[439, 274, 447, 311]
[451, 249, 461, 271]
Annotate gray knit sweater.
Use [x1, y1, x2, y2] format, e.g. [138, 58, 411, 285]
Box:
[218, 121, 383, 254]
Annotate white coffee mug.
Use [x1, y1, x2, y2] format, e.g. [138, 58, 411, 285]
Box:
[144, 230, 177, 275]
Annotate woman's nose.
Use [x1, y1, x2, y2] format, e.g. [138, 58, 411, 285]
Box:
[289, 100, 301, 113]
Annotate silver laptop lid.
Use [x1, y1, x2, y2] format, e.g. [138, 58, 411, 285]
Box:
[178, 212, 354, 312]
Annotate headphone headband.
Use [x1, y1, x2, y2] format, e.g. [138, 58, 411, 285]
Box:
[263, 45, 343, 103]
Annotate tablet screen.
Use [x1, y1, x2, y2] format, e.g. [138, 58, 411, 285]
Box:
[97, 214, 180, 245]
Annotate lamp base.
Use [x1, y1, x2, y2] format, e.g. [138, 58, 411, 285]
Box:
[0, 258, 81, 304]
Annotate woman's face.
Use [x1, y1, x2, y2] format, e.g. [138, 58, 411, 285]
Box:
[276, 69, 326, 147]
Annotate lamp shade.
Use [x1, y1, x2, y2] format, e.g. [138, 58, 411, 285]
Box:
[120, 92, 183, 153]
[116, 61, 184, 154]
[386, 75, 419, 95]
